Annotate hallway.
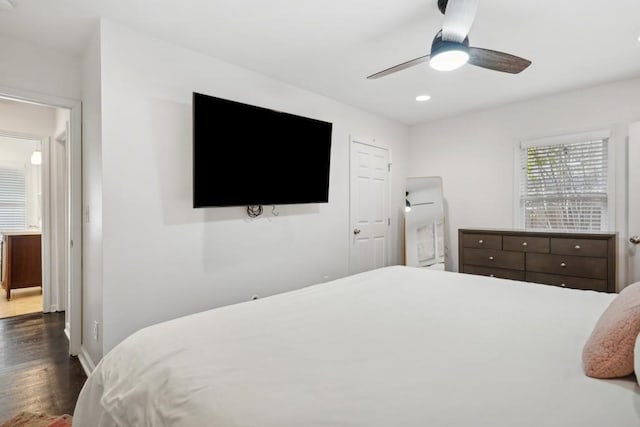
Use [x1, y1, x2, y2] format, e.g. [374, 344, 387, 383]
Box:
[0, 312, 86, 418]
[0, 288, 42, 319]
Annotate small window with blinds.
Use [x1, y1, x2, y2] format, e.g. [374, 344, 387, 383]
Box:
[519, 137, 609, 232]
[0, 168, 26, 231]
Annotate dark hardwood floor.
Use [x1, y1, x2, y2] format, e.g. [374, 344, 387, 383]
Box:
[0, 312, 86, 419]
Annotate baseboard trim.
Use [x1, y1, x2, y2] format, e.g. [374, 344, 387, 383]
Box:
[78, 346, 97, 376]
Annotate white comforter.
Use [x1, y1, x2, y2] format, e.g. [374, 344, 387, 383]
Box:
[73, 266, 640, 426]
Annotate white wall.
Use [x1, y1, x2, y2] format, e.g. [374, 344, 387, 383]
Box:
[25, 160, 41, 229]
[88, 20, 409, 358]
[409, 77, 640, 289]
[0, 33, 81, 100]
[80, 28, 104, 364]
[0, 100, 56, 138]
[0, 136, 37, 166]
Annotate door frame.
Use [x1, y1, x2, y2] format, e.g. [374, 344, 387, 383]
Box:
[349, 135, 392, 275]
[628, 122, 640, 287]
[0, 85, 82, 356]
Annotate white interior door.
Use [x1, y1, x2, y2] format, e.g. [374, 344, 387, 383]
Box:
[51, 131, 67, 312]
[41, 137, 51, 312]
[628, 122, 640, 285]
[350, 138, 390, 274]
[42, 132, 68, 313]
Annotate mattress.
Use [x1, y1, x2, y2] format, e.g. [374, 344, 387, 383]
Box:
[73, 266, 640, 426]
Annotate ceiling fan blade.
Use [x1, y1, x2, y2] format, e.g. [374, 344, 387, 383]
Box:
[441, 0, 479, 43]
[367, 55, 430, 79]
[468, 47, 532, 74]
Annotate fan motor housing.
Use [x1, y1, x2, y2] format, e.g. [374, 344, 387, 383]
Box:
[431, 30, 469, 57]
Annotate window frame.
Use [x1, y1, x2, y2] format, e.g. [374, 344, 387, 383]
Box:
[513, 129, 616, 232]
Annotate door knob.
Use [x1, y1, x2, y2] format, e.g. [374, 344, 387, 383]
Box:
[630, 236, 640, 245]
[353, 228, 361, 235]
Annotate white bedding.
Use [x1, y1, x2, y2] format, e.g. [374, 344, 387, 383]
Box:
[73, 266, 640, 426]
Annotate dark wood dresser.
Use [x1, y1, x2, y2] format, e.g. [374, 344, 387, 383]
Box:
[1, 232, 42, 300]
[458, 229, 617, 293]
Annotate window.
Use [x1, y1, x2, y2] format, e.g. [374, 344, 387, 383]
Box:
[0, 167, 26, 231]
[519, 134, 610, 232]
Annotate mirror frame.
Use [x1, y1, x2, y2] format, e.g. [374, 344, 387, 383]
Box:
[404, 176, 446, 270]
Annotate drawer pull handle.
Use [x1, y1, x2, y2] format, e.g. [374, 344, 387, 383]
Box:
[522, 242, 528, 247]
[478, 239, 484, 244]
[489, 256, 495, 261]
[574, 245, 581, 250]
[560, 262, 567, 268]
[561, 283, 566, 287]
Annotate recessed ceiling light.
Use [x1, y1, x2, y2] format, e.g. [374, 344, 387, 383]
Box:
[0, 0, 15, 10]
[416, 95, 431, 102]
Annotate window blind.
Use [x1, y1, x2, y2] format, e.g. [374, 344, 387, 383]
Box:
[0, 168, 26, 231]
[520, 138, 608, 231]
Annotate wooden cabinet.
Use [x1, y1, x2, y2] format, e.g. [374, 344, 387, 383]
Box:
[1, 232, 42, 300]
[458, 229, 616, 293]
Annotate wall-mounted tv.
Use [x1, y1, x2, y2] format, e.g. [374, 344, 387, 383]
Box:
[193, 92, 333, 208]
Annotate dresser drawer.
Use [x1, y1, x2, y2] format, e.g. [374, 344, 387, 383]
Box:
[463, 248, 524, 270]
[526, 272, 608, 292]
[550, 238, 608, 257]
[526, 253, 607, 279]
[503, 235, 549, 253]
[463, 265, 525, 281]
[461, 234, 502, 249]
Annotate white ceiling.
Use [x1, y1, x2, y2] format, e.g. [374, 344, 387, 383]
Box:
[1, 0, 639, 125]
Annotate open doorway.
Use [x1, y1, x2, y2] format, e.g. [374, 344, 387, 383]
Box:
[0, 89, 81, 362]
[0, 99, 70, 320]
[0, 134, 44, 317]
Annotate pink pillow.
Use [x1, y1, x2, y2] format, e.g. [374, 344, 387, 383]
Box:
[582, 282, 640, 378]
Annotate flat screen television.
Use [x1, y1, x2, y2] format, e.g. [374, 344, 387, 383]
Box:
[193, 92, 333, 208]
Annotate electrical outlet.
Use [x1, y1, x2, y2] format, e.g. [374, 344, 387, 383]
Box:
[93, 321, 99, 341]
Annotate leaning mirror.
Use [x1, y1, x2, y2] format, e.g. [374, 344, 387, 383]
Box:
[404, 177, 445, 270]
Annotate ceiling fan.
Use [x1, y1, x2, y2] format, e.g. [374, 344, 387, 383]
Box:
[367, 0, 531, 79]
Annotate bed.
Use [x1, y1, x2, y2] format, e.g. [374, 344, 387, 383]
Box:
[73, 266, 640, 426]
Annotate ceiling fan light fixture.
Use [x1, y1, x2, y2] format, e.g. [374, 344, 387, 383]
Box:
[429, 31, 469, 72]
[430, 49, 469, 71]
